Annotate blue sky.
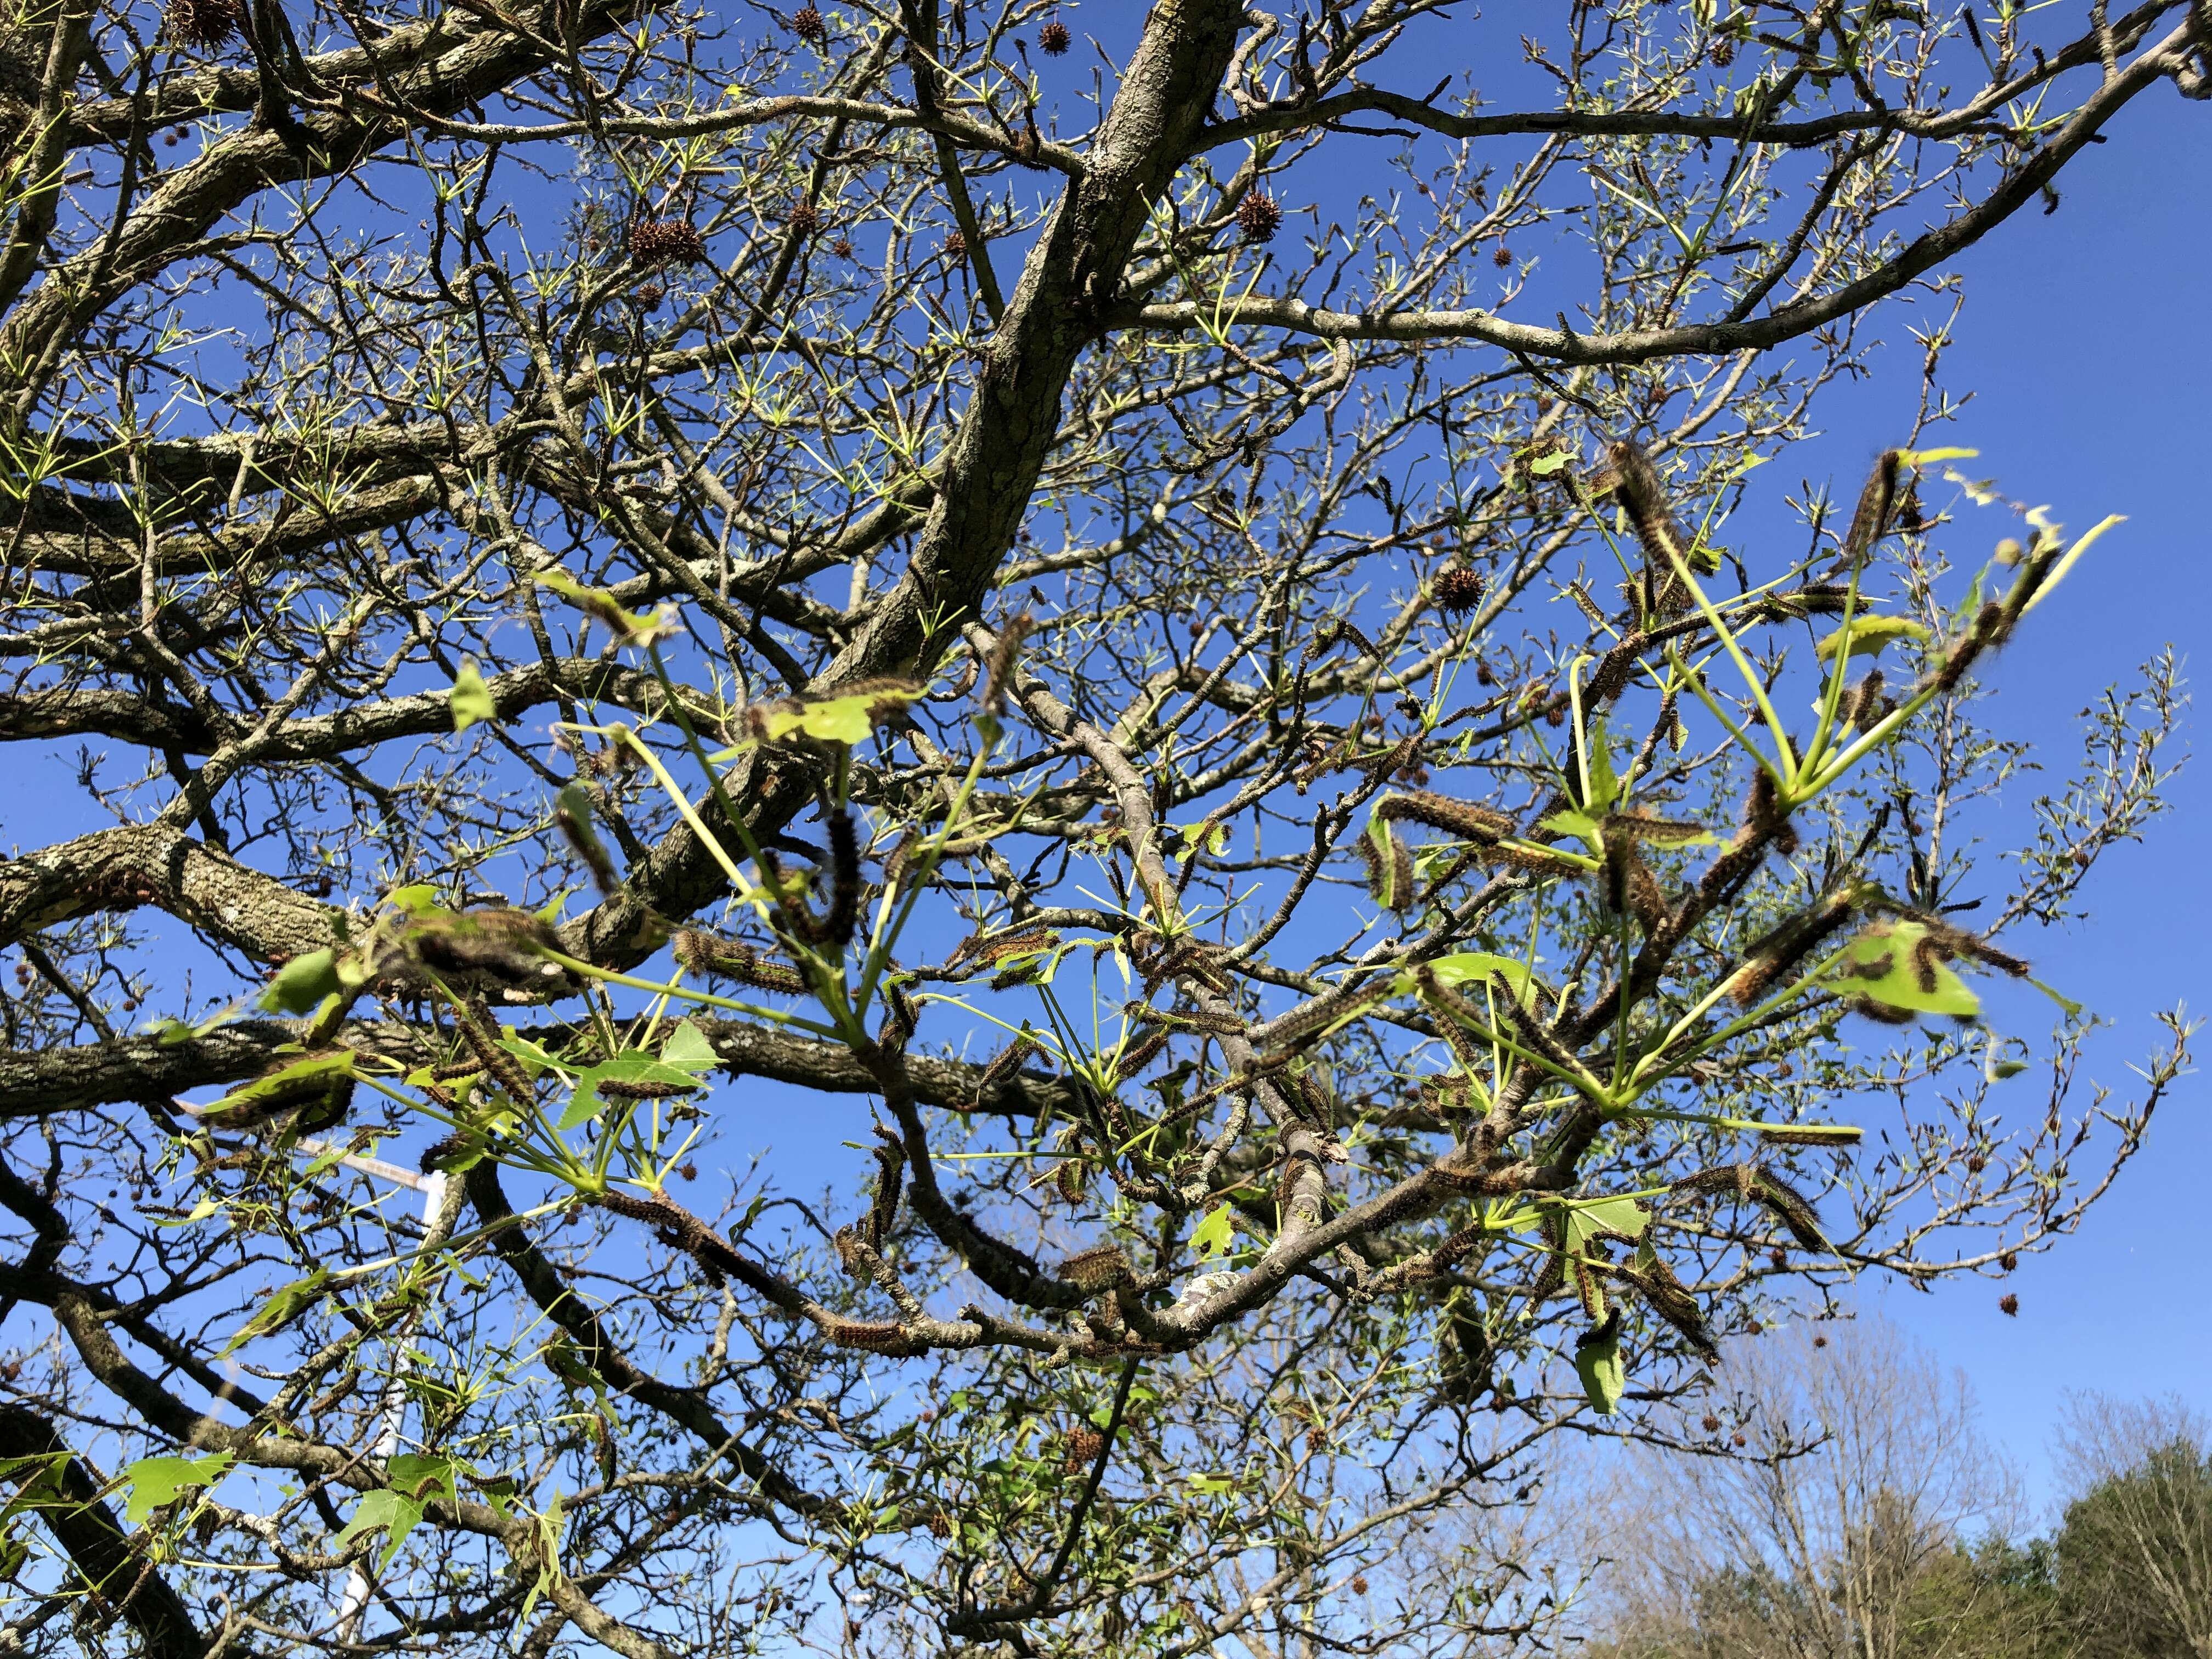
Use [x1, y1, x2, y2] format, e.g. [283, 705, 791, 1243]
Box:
[1807, 84, 2212, 1515]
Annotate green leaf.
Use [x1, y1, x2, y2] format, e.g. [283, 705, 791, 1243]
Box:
[223, 1268, 331, 1354]
[659, 1019, 720, 1072]
[121, 1453, 233, 1525]
[560, 1046, 709, 1130]
[534, 568, 669, 648]
[332, 1487, 427, 1570]
[1187, 1472, 1238, 1494]
[450, 660, 496, 732]
[1575, 1314, 1626, 1415]
[1823, 922, 1980, 1019]
[202, 1048, 356, 1122]
[385, 1454, 459, 1510]
[1414, 952, 1538, 1002]
[1580, 716, 1620, 812]
[1563, 1197, 1649, 1253]
[1526, 451, 1570, 477]
[1191, 1203, 1235, 1261]
[259, 949, 341, 1015]
[1815, 613, 1931, 665]
[386, 884, 441, 917]
[754, 684, 924, 746]
[1537, 809, 1601, 846]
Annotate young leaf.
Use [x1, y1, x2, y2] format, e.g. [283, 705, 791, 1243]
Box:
[1824, 923, 1981, 1019]
[659, 1018, 721, 1073]
[450, 660, 496, 732]
[259, 948, 341, 1015]
[1191, 1203, 1236, 1260]
[1815, 614, 1931, 665]
[332, 1487, 428, 1570]
[1575, 1313, 1627, 1415]
[1564, 1197, 1650, 1252]
[121, 1453, 234, 1525]
[222, 1268, 331, 1353]
[1414, 951, 1538, 1001]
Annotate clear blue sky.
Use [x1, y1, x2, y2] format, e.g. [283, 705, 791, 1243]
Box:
[1806, 86, 2212, 1515]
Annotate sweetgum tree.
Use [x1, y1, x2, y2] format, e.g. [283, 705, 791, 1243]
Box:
[0, 0, 2201, 1654]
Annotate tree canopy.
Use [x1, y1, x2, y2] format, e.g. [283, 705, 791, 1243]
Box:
[0, 0, 2203, 1654]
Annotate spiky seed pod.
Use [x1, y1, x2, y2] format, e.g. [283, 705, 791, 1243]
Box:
[1434, 566, 1487, 613]
[927, 1510, 952, 1539]
[830, 238, 854, 258]
[1059, 1244, 1134, 1291]
[1039, 17, 1071, 53]
[2000, 1250, 2018, 1271]
[942, 228, 967, 261]
[1063, 1427, 1106, 1470]
[785, 198, 820, 234]
[789, 4, 825, 42]
[627, 218, 708, 268]
[1377, 790, 1514, 842]
[1493, 244, 1513, 266]
[166, 0, 240, 48]
[1999, 1293, 2019, 1316]
[673, 930, 809, 995]
[1236, 189, 1282, 244]
[1840, 449, 1902, 563]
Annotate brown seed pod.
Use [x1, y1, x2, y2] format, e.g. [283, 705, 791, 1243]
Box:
[831, 238, 854, 259]
[789, 4, 825, 43]
[1236, 189, 1283, 245]
[1039, 18, 1071, 54]
[1999, 1293, 2019, 1317]
[628, 218, 709, 268]
[166, 0, 240, 48]
[942, 228, 968, 261]
[1493, 244, 1513, 267]
[1063, 1426, 1106, 1470]
[786, 198, 820, 234]
[1434, 566, 1487, 613]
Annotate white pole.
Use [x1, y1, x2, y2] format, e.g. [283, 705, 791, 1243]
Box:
[176, 1101, 451, 1639]
[331, 1166, 445, 1641]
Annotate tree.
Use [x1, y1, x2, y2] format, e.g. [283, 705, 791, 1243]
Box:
[1583, 1314, 2062, 1659]
[0, 0, 2202, 1654]
[2053, 1396, 2212, 1659]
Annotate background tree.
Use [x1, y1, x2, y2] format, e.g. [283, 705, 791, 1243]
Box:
[0, 0, 2202, 1655]
[2052, 1396, 2212, 1659]
[1582, 1312, 2061, 1659]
